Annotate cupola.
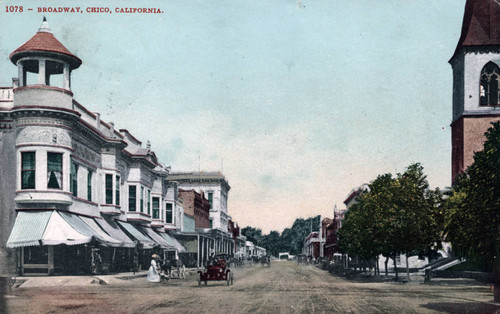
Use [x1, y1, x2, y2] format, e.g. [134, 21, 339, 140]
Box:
[10, 17, 81, 90]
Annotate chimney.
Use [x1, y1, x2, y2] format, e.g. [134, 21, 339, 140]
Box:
[95, 113, 100, 130]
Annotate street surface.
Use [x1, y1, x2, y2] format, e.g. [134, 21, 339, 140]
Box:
[6, 261, 499, 313]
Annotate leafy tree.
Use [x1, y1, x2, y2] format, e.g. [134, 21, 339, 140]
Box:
[241, 226, 263, 247]
[444, 122, 500, 302]
[339, 164, 443, 280]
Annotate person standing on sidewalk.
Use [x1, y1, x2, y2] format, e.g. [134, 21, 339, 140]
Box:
[147, 254, 161, 283]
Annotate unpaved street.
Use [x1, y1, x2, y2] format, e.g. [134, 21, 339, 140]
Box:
[6, 261, 499, 313]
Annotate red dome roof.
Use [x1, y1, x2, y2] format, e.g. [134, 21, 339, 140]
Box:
[10, 20, 82, 69]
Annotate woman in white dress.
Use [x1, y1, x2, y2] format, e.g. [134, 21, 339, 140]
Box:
[147, 254, 161, 283]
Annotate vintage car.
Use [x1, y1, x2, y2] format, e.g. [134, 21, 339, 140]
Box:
[198, 254, 233, 286]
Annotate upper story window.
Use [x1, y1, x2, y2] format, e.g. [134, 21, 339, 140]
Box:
[140, 187, 144, 212]
[129, 185, 137, 211]
[115, 175, 120, 206]
[152, 197, 160, 219]
[21, 152, 36, 189]
[87, 171, 93, 201]
[70, 160, 78, 197]
[105, 174, 113, 204]
[147, 190, 151, 215]
[480, 62, 500, 106]
[47, 152, 62, 189]
[207, 192, 213, 209]
[165, 203, 173, 224]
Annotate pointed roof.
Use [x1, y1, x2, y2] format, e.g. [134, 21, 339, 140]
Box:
[10, 18, 82, 69]
[451, 0, 500, 61]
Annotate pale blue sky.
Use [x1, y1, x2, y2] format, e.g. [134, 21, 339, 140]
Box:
[0, 0, 466, 233]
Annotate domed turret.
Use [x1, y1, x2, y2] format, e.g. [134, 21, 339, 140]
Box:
[10, 17, 81, 90]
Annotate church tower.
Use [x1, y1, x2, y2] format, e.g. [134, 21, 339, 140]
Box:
[449, 0, 500, 183]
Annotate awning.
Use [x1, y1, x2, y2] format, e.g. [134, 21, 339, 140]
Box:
[6, 211, 52, 248]
[116, 221, 155, 249]
[6, 211, 92, 248]
[138, 226, 175, 250]
[159, 232, 186, 252]
[42, 211, 91, 246]
[79, 216, 123, 247]
[95, 217, 135, 248]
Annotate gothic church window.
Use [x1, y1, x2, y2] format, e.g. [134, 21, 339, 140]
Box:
[480, 62, 500, 106]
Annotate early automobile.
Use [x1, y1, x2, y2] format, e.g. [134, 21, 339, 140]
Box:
[198, 254, 233, 286]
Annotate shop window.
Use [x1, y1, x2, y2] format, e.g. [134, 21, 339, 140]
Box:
[23, 246, 48, 264]
[21, 152, 35, 189]
[47, 152, 62, 189]
[129, 185, 136, 211]
[105, 174, 113, 204]
[152, 197, 160, 219]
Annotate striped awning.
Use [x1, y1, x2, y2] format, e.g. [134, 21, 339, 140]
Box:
[79, 216, 123, 247]
[158, 232, 186, 252]
[6, 211, 92, 248]
[6, 211, 52, 248]
[95, 217, 135, 248]
[42, 211, 91, 246]
[139, 226, 175, 250]
[116, 221, 155, 249]
[58, 212, 121, 247]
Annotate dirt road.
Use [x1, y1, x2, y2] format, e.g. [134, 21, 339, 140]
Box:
[6, 261, 499, 313]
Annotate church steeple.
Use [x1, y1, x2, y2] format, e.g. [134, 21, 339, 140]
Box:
[450, 0, 500, 183]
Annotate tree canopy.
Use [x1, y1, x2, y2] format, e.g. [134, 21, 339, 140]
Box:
[338, 163, 443, 269]
[444, 122, 500, 273]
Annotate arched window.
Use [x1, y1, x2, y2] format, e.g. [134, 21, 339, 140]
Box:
[480, 62, 500, 106]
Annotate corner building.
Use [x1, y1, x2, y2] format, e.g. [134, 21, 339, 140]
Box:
[0, 19, 185, 275]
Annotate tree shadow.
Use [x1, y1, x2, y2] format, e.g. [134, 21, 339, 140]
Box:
[421, 301, 500, 313]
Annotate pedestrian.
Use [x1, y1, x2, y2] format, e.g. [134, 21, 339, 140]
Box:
[147, 254, 161, 283]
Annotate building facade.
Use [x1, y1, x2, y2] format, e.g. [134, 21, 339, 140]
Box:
[450, 0, 500, 183]
[1, 19, 187, 275]
[166, 172, 231, 231]
[178, 189, 210, 229]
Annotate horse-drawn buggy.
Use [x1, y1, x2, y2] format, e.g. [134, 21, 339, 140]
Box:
[198, 254, 233, 286]
[260, 255, 271, 267]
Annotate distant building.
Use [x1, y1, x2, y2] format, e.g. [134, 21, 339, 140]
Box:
[178, 189, 210, 229]
[450, 0, 500, 183]
[166, 172, 231, 231]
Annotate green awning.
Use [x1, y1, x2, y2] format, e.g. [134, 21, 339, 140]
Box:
[158, 232, 186, 252]
[117, 221, 155, 249]
[6, 211, 52, 248]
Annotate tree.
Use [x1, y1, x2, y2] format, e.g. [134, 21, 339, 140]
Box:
[444, 122, 500, 302]
[339, 164, 443, 280]
[241, 226, 263, 247]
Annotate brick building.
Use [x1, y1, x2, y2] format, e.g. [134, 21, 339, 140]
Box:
[178, 189, 210, 229]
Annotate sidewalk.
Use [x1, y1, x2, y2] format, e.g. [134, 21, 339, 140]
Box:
[12, 271, 147, 288]
[11, 268, 199, 288]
